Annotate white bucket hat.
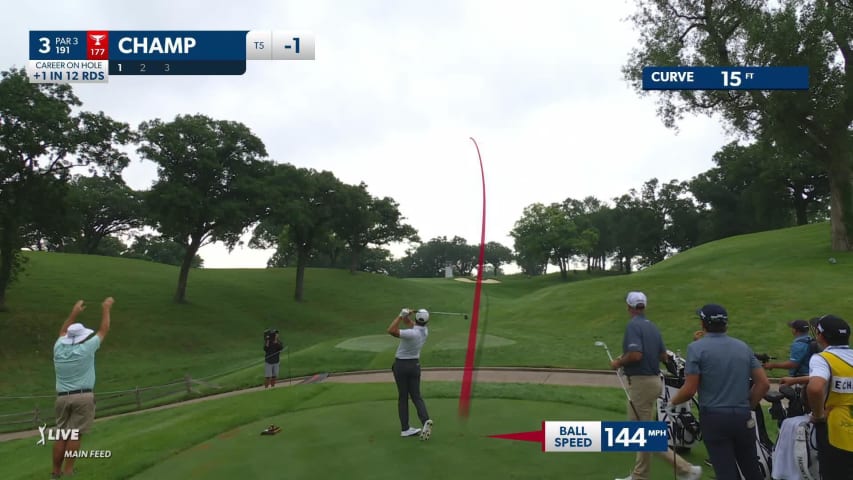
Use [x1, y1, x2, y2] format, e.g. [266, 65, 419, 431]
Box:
[60, 323, 95, 345]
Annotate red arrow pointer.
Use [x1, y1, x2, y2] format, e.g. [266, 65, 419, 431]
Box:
[487, 422, 546, 452]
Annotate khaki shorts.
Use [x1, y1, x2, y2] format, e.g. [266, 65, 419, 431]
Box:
[55, 392, 95, 434]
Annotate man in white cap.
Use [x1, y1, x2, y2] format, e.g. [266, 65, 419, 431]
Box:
[51, 297, 113, 479]
[612, 292, 701, 480]
[387, 308, 433, 440]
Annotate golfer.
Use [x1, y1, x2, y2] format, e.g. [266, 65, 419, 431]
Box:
[51, 297, 113, 479]
[387, 308, 433, 440]
[668, 304, 769, 480]
[611, 292, 701, 480]
[806, 314, 853, 479]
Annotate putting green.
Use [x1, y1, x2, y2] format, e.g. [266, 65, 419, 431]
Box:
[335, 333, 516, 352]
[129, 398, 689, 480]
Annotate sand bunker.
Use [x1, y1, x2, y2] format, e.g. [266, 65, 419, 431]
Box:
[453, 278, 502, 284]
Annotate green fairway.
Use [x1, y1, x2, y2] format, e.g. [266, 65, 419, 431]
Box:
[1, 223, 850, 431]
[0, 383, 714, 480]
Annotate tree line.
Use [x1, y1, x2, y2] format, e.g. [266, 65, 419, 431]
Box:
[511, 0, 851, 277]
[0, 67, 424, 307]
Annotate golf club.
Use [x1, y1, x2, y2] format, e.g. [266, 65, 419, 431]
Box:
[430, 311, 469, 319]
[596, 345, 678, 480]
[594, 341, 640, 420]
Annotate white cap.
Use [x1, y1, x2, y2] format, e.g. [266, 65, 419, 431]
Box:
[60, 323, 95, 345]
[415, 309, 429, 323]
[626, 292, 647, 309]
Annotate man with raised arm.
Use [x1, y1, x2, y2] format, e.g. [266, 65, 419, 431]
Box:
[51, 297, 113, 479]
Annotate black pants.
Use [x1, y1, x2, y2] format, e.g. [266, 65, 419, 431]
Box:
[700, 408, 764, 480]
[392, 358, 429, 431]
[814, 422, 853, 480]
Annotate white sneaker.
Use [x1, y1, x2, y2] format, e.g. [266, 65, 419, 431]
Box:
[420, 419, 433, 440]
[677, 465, 702, 480]
[401, 427, 421, 437]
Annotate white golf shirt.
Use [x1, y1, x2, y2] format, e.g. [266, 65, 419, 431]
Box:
[395, 325, 428, 359]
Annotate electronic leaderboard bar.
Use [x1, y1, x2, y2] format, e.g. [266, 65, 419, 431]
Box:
[27, 30, 314, 83]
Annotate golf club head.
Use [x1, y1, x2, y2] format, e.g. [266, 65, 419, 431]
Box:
[594, 341, 605, 347]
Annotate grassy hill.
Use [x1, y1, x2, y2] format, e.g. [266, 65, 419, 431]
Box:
[1, 223, 851, 424]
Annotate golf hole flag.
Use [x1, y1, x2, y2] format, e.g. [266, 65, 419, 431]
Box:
[489, 421, 669, 452]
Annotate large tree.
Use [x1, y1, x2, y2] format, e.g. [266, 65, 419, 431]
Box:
[138, 114, 269, 303]
[335, 182, 417, 274]
[624, 0, 853, 250]
[65, 175, 145, 254]
[252, 165, 344, 302]
[0, 68, 132, 309]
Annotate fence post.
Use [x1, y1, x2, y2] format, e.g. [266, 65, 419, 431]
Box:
[135, 387, 142, 409]
[185, 374, 192, 395]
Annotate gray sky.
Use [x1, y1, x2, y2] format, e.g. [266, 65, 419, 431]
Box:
[3, 0, 730, 269]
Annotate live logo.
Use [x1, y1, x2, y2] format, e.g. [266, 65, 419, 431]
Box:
[87, 31, 108, 60]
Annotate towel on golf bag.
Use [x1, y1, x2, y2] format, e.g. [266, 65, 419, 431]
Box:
[772, 415, 817, 480]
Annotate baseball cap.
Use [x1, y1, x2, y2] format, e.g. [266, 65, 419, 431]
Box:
[415, 309, 429, 324]
[626, 291, 647, 308]
[787, 320, 810, 332]
[815, 315, 850, 344]
[697, 304, 728, 324]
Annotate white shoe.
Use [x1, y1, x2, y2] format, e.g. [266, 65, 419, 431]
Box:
[401, 427, 421, 437]
[677, 465, 702, 480]
[420, 419, 433, 440]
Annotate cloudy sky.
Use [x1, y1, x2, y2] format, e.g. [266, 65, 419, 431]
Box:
[3, 0, 731, 269]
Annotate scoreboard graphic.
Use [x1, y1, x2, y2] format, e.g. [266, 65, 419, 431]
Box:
[27, 30, 314, 83]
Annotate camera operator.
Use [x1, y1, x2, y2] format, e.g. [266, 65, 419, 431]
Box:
[264, 329, 284, 388]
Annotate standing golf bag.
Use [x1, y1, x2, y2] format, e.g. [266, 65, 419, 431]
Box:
[657, 351, 702, 452]
[763, 385, 819, 480]
[734, 405, 774, 480]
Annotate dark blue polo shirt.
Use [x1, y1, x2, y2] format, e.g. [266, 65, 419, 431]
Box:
[685, 332, 761, 409]
[621, 314, 666, 376]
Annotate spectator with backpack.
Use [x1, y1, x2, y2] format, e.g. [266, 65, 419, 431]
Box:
[764, 319, 816, 378]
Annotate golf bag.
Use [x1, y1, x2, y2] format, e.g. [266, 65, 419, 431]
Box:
[657, 351, 702, 452]
[763, 386, 819, 480]
[734, 406, 773, 480]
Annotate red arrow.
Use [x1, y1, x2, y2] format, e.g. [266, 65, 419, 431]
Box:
[487, 422, 546, 451]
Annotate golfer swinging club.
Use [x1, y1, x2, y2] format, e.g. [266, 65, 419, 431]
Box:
[387, 308, 433, 440]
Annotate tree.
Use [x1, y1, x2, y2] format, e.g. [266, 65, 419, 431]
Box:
[510, 204, 552, 276]
[335, 182, 418, 274]
[123, 234, 203, 267]
[624, 0, 853, 250]
[0, 68, 132, 309]
[65, 175, 145, 254]
[252, 165, 344, 301]
[483, 241, 513, 276]
[138, 114, 269, 303]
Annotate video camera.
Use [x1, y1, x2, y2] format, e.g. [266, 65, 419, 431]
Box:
[264, 328, 279, 342]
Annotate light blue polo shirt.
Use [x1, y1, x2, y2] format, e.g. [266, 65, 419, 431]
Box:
[53, 335, 101, 393]
[685, 332, 761, 409]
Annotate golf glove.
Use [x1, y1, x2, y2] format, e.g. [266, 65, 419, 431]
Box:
[399, 308, 410, 318]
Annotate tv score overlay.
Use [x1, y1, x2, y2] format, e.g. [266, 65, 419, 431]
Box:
[642, 66, 809, 90]
[489, 421, 670, 453]
[27, 30, 314, 84]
